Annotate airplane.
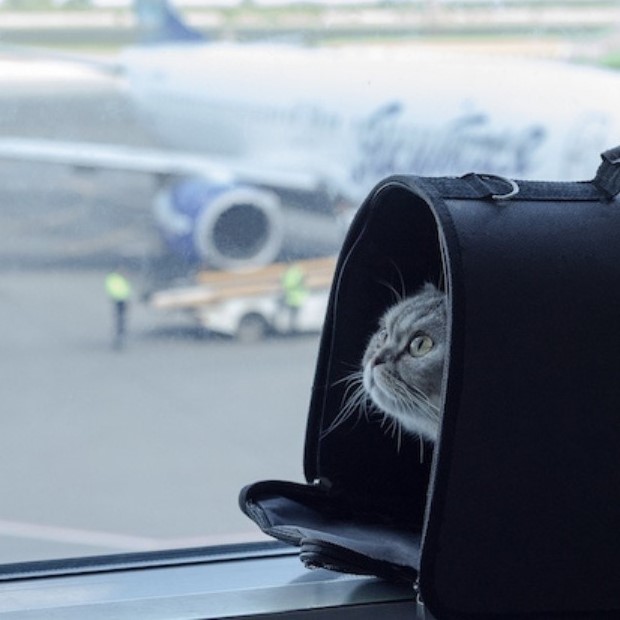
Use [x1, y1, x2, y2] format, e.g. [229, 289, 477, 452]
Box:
[0, 0, 619, 271]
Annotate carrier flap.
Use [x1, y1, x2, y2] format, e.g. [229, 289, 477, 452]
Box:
[239, 480, 420, 582]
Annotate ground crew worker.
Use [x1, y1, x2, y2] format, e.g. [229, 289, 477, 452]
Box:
[105, 268, 132, 349]
[281, 262, 308, 333]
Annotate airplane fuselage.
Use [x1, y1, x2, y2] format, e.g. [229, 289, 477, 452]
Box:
[122, 41, 619, 203]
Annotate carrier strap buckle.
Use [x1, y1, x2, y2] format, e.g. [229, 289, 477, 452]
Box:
[593, 146, 620, 200]
[461, 173, 520, 201]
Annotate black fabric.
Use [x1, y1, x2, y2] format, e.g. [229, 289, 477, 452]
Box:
[419, 180, 620, 617]
[239, 480, 422, 582]
[240, 149, 620, 619]
[593, 145, 620, 199]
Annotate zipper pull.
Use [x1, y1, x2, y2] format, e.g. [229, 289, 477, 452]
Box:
[414, 578, 432, 619]
[311, 477, 332, 491]
[414, 578, 423, 604]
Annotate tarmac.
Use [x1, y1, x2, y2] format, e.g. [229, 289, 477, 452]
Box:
[0, 60, 318, 564]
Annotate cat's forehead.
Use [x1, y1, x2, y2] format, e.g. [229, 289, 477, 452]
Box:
[382, 292, 444, 333]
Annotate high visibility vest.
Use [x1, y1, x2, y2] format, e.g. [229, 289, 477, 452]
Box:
[282, 265, 308, 307]
[105, 272, 131, 302]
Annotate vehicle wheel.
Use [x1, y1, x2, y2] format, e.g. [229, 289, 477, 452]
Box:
[236, 314, 267, 343]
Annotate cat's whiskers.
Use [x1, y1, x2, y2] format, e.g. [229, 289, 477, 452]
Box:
[377, 279, 404, 304]
[387, 258, 407, 301]
[322, 371, 371, 438]
[399, 382, 439, 420]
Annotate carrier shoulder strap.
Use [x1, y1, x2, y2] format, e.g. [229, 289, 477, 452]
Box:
[593, 145, 620, 199]
[386, 147, 620, 204]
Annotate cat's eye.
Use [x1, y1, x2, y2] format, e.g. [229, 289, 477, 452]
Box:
[409, 334, 434, 357]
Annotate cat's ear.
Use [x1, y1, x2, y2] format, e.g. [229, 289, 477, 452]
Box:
[421, 281, 442, 295]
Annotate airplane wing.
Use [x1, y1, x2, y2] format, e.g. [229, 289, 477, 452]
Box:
[0, 44, 122, 76]
[0, 136, 346, 271]
[0, 1, 352, 270]
[0, 137, 323, 194]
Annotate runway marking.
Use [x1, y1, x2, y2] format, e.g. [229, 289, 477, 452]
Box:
[0, 519, 160, 551]
[0, 518, 268, 552]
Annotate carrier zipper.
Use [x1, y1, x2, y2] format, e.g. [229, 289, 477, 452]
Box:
[414, 578, 429, 618]
[414, 578, 423, 602]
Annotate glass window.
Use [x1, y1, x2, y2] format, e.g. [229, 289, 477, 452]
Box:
[0, 0, 617, 569]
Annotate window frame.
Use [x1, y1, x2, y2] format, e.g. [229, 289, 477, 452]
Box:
[0, 541, 420, 619]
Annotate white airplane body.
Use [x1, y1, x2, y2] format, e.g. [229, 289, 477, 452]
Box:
[1, 0, 619, 269]
[124, 42, 617, 183]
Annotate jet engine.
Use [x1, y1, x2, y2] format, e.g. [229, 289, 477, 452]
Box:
[154, 179, 346, 270]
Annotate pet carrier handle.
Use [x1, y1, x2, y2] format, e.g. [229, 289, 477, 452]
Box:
[593, 145, 620, 199]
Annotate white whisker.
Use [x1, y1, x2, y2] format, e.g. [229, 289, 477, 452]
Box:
[387, 258, 407, 301]
[321, 372, 371, 438]
[377, 278, 403, 303]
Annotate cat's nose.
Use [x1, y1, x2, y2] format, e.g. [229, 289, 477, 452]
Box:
[372, 352, 386, 366]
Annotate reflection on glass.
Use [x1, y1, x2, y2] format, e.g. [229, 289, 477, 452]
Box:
[0, 0, 617, 565]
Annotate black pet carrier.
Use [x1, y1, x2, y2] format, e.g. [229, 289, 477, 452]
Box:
[240, 146, 620, 619]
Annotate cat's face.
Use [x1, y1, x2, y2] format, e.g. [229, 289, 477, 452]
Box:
[362, 283, 446, 442]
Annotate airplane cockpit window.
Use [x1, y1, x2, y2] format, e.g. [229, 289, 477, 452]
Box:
[0, 0, 618, 575]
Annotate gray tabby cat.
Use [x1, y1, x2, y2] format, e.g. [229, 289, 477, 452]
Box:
[327, 282, 447, 444]
[325, 284, 447, 445]
[360, 282, 446, 443]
